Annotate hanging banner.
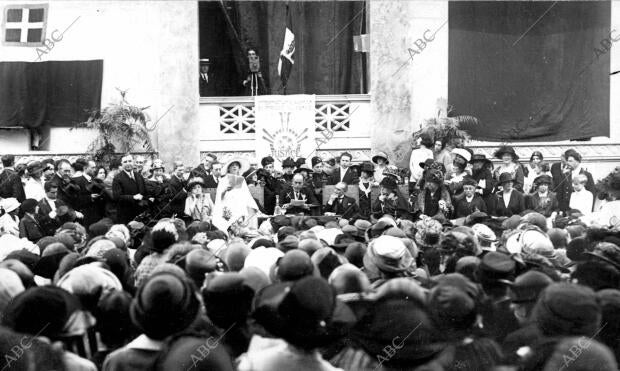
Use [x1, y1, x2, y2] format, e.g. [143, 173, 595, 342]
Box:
[254, 94, 316, 165]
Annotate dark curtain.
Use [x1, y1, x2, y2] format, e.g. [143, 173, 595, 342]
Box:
[0, 60, 102, 128]
[200, 1, 365, 96]
[449, 2, 610, 141]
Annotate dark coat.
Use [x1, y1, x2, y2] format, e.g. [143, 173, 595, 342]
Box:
[454, 194, 488, 218]
[18, 214, 44, 242]
[324, 195, 360, 220]
[203, 174, 220, 189]
[72, 175, 104, 228]
[199, 71, 219, 96]
[526, 191, 559, 217]
[280, 187, 318, 215]
[37, 198, 66, 235]
[50, 173, 79, 208]
[372, 190, 411, 219]
[167, 174, 187, 217]
[553, 167, 595, 212]
[0, 169, 25, 202]
[358, 183, 373, 219]
[112, 170, 147, 224]
[190, 164, 210, 184]
[327, 167, 359, 186]
[494, 190, 526, 217]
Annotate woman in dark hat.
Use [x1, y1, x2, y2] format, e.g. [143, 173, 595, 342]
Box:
[311, 156, 328, 204]
[526, 174, 559, 217]
[372, 176, 411, 220]
[184, 177, 214, 223]
[494, 172, 526, 217]
[493, 145, 525, 192]
[145, 159, 171, 217]
[471, 153, 496, 211]
[280, 157, 296, 185]
[358, 162, 375, 219]
[413, 166, 453, 219]
[371, 151, 389, 183]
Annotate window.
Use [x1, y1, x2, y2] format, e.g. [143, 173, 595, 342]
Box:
[2, 4, 48, 46]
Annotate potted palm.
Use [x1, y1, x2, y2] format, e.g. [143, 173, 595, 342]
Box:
[75, 89, 155, 164]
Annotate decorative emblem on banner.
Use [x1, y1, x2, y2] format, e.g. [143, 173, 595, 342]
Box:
[262, 112, 309, 161]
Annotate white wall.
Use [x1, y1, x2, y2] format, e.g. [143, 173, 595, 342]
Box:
[0, 0, 200, 166]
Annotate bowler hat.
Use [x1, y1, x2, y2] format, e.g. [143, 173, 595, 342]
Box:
[371, 152, 389, 165]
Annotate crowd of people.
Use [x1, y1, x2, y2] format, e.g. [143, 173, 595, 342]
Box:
[0, 139, 618, 370]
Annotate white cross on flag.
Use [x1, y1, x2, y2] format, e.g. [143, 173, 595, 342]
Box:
[278, 6, 295, 88]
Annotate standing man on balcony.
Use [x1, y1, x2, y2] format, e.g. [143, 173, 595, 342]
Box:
[328, 152, 358, 185]
[199, 58, 218, 97]
[191, 153, 217, 185]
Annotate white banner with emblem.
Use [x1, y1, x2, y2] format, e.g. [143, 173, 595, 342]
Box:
[255, 94, 316, 166]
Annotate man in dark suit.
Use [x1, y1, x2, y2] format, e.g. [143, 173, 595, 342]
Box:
[324, 182, 360, 220]
[71, 158, 104, 228]
[454, 176, 488, 218]
[0, 155, 26, 202]
[18, 199, 44, 242]
[526, 174, 559, 217]
[50, 159, 78, 208]
[554, 149, 595, 212]
[494, 173, 526, 217]
[199, 58, 218, 96]
[190, 153, 217, 184]
[280, 174, 318, 215]
[167, 161, 187, 217]
[202, 162, 222, 189]
[328, 152, 358, 185]
[113, 154, 148, 224]
[37, 181, 68, 236]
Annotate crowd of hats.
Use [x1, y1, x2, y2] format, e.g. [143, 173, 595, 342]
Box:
[0, 204, 617, 370]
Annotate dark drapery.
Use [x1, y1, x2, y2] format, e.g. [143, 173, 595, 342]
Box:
[0, 60, 103, 128]
[449, 2, 610, 141]
[200, 1, 366, 96]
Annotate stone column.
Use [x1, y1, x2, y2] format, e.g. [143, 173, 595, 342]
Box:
[370, 1, 449, 168]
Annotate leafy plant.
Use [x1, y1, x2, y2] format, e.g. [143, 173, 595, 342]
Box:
[412, 97, 479, 147]
[75, 89, 154, 163]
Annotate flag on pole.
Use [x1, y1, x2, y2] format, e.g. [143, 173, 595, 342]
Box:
[278, 5, 295, 88]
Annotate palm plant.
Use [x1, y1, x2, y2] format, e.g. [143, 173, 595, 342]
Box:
[76, 89, 154, 163]
[412, 98, 479, 147]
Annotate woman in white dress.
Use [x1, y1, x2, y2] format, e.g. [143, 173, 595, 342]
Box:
[211, 158, 259, 233]
[523, 151, 550, 194]
[184, 177, 214, 223]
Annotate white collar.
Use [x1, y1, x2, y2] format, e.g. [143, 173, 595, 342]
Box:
[126, 334, 163, 351]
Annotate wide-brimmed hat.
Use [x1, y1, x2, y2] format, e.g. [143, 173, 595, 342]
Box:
[379, 176, 398, 191]
[252, 276, 355, 349]
[498, 172, 515, 185]
[0, 198, 20, 213]
[494, 145, 519, 160]
[382, 165, 401, 182]
[359, 161, 374, 175]
[223, 157, 250, 175]
[363, 235, 414, 274]
[293, 164, 314, 174]
[534, 174, 553, 186]
[452, 148, 472, 163]
[585, 242, 620, 271]
[26, 161, 43, 174]
[471, 153, 492, 166]
[371, 152, 389, 165]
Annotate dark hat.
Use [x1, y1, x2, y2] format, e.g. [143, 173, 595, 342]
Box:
[4, 250, 39, 272]
[154, 334, 234, 371]
[429, 273, 480, 331]
[478, 251, 515, 280]
[261, 156, 275, 167]
[130, 272, 199, 340]
[419, 158, 435, 169]
[534, 174, 553, 185]
[184, 249, 221, 287]
[202, 273, 255, 329]
[424, 169, 444, 185]
[2, 286, 73, 339]
[585, 242, 620, 271]
[277, 234, 299, 253]
[281, 157, 296, 168]
[311, 156, 322, 167]
[295, 158, 306, 168]
[564, 149, 582, 162]
[26, 161, 43, 174]
[471, 153, 492, 165]
[253, 276, 355, 349]
[274, 250, 315, 282]
[186, 177, 205, 191]
[344, 242, 366, 268]
[20, 198, 38, 214]
[325, 157, 336, 166]
[532, 283, 601, 337]
[462, 176, 477, 187]
[508, 270, 553, 304]
[498, 172, 515, 185]
[494, 145, 519, 160]
[293, 164, 314, 174]
[379, 176, 398, 190]
[55, 206, 77, 223]
[359, 161, 374, 175]
[371, 152, 389, 165]
[270, 215, 290, 232]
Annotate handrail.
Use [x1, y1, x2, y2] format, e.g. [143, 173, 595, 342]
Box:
[200, 94, 371, 105]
